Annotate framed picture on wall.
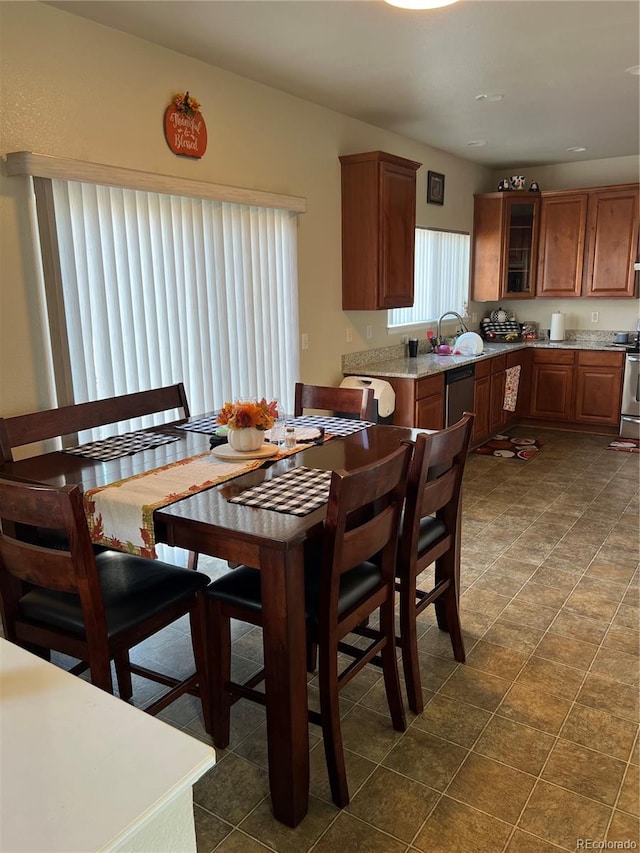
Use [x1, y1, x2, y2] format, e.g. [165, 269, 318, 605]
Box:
[427, 171, 445, 205]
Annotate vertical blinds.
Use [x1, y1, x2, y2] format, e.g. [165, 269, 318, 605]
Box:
[388, 228, 470, 327]
[51, 180, 300, 438]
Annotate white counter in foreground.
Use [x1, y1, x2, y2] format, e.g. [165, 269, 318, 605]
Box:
[0, 638, 215, 852]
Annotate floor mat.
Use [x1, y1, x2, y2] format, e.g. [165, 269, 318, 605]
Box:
[474, 434, 543, 460]
[608, 438, 640, 453]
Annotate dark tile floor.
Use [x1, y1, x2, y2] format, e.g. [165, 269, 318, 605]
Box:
[54, 429, 640, 850]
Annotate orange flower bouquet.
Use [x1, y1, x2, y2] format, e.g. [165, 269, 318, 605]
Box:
[216, 398, 279, 432]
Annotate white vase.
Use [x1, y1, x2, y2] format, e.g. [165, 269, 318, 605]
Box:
[228, 427, 264, 452]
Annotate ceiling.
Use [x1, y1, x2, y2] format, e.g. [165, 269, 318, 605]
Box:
[48, 0, 640, 169]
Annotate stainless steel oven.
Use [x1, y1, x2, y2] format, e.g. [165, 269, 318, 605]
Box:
[620, 352, 640, 439]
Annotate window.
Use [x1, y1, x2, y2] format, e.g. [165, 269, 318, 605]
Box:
[50, 180, 299, 438]
[388, 228, 470, 328]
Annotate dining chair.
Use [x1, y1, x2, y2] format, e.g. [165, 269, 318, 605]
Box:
[0, 382, 190, 463]
[0, 383, 200, 569]
[293, 379, 380, 658]
[397, 412, 474, 714]
[293, 382, 375, 421]
[0, 476, 211, 725]
[202, 441, 412, 807]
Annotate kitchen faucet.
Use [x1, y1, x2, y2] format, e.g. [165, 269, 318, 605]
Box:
[436, 312, 468, 346]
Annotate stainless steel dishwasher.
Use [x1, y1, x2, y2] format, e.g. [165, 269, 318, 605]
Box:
[445, 364, 475, 427]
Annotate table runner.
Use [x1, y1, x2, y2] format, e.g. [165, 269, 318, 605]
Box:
[65, 430, 180, 461]
[229, 467, 332, 516]
[84, 452, 264, 558]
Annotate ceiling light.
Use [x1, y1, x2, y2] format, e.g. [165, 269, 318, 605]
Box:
[466, 140, 487, 147]
[475, 93, 504, 102]
[625, 65, 640, 75]
[384, 0, 459, 9]
[566, 146, 588, 153]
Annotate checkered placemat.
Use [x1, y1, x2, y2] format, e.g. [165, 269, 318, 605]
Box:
[286, 415, 375, 437]
[228, 466, 332, 516]
[177, 415, 220, 435]
[64, 430, 180, 461]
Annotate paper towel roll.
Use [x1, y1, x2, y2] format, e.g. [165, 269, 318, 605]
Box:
[339, 376, 396, 418]
[550, 312, 565, 342]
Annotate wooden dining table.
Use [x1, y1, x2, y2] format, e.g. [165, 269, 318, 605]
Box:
[1, 416, 417, 827]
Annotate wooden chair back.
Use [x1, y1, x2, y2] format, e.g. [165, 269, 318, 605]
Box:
[396, 412, 474, 714]
[0, 383, 190, 462]
[320, 442, 412, 640]
[314, 441, 412, 805]
[0, 476, 210, 719]
[0, 478, 110, 664]
[400, 413, 474, 575]
[294, 382, 375, 421]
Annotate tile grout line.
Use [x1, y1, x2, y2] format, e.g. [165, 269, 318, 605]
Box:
[411, 440, 637, 851]
[495, 527, 639, 851]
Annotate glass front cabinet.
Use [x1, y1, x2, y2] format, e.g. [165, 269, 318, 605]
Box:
[471, 193, 540, 301]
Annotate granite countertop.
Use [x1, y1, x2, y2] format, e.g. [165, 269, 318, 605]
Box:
[344, 339, 627, 380]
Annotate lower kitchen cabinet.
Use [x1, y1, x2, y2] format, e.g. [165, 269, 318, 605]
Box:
[415, 374, 444, 429]
[473, 351, 528, 442]
[574, 351, 624, 426]
[489, 355, 508, 435]
[528, 348, 624, 427]
[347, 345, 622, 437]
[473, 360, 491, 443]
[530, 350, 574, 420]
[347, 372, 444, 429]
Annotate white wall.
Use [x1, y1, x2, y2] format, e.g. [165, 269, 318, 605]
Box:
[0, 0, 491, 417]
[490, 156, 639, 192]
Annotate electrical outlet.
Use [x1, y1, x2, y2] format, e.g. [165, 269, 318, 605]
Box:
[301, 332, 309, 350]
[366, 325, 373, 340]
[471, 312, 478, 323]
[346, 327, 353, 343]
[401, 335, 409, 344]
[591, 312, 599, 323]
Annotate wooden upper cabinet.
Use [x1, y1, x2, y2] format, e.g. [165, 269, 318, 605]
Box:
[537, 193, 589, 298]
[537, 183, 639, 299]
[471, 193, 539, 302]
[340, 151, 421, 310]
[584, 186, 639, 298]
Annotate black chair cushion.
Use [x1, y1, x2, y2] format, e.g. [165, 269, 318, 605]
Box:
[416, 516, 447, 553]
[303, 560, 381, 636]
[19, 550, 209, 639]
[205, 566, 263, 615]
[393, 517, 447, 581]
[372, 514, 448, 568]
[205, 560, 382, 633]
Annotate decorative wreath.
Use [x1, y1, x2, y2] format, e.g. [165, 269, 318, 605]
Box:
[172, 91, 201, 116]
